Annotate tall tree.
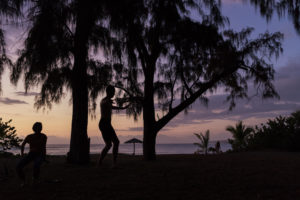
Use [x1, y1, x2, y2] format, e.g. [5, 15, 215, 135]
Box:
[107, 0, 283, 160]
[11, 0, 113, 164]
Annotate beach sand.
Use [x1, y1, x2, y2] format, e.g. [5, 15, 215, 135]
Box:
[0, 152, 299, 200]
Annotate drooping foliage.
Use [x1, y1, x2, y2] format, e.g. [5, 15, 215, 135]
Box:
[108, 0, 283, 117]
[0, 0, 23, 93]
[11, 0, 112, 112]
[250, 0, 300, 34]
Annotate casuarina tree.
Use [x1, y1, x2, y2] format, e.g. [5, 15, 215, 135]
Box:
[106, 0, 283, 160]
[11, 0, 115, 164]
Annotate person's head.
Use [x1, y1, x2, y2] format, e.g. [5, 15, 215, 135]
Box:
[32, 122, 42, 133]
[106, 85, 115, 98]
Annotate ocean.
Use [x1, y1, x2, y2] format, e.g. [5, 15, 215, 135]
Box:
[9, 141, 231, 155]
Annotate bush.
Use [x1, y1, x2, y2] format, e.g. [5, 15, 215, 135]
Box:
[0, 118, 22, 152]
[246, 111, 300, 151]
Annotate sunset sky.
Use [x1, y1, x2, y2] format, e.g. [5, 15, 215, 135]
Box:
[1, 0, 300, 144]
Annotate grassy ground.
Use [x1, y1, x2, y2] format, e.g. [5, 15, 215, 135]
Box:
[0, 152, 299, 200]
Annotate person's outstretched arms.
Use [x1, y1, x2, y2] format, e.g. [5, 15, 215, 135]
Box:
[111, 98, 131, 110]
[112, 103, 130, 110]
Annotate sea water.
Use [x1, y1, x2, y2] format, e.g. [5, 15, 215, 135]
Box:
[8, 141, 231, 155]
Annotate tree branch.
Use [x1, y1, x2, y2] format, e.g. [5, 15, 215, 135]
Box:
[180, 67, 194, 96]
[156, 66, 239, 132]
[168, 74, 177, 111]
[136, 36, 150, 73]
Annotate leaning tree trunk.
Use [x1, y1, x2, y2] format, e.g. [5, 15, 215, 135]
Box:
[67, 0, 93, 164]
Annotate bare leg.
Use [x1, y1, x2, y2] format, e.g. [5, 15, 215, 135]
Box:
[112, 139, 119, 166]
[33, 155, 44, 181]
[16, 153, 34, 187]
[98, 143, 112, 166]
[16, 166, 25, 181]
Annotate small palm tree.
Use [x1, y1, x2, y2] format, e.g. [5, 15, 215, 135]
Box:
[226, 121, 253, 151]
[194, 130, 210, 155]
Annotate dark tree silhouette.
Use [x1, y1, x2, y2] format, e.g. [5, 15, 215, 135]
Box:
[0, 0, 22, 93]
[107, 0, 283, 160]
[250, 0, 300, 34]
[0, 118, 22, 152]
[227, 121, 253, 151]
[11, 0, 114, 164]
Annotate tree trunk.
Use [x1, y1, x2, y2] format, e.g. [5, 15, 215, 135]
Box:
[143, 126, 157, 160]
[143, 100, 157, 160]
[68, 80, 89, 164]
[142, 63, 157, 160]
[67, 0, 93, 164]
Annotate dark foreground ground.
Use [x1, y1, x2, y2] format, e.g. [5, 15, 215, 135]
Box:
[0, 152, 299, 200]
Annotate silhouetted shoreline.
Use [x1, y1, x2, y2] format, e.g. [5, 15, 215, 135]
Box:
[1, 152, 299, 199]
[7, 142, 232, 155]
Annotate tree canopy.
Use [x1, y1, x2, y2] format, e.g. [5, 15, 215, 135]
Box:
[11, 0, 113, 112]
[104, 0, 283, 159]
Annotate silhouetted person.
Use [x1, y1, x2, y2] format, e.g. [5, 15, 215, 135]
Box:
[16, 122, 47, 186]
[98, 85, 129, 167]
[215, 141, 221, 154]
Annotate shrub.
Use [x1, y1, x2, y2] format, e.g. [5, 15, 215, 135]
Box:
[246, 111, 300, 151]
[0, 118, 22, 152]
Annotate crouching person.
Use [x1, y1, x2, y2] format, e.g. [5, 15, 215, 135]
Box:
[16, 122, 47, 186]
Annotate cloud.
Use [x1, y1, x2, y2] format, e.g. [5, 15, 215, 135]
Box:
[274, 61, 300, 102]
[0, 97, 28, 105]
[15, 91, 40, 96]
